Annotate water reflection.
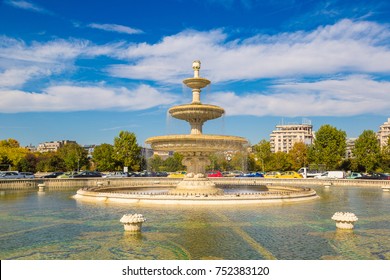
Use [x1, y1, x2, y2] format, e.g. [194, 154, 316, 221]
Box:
[0, 186, 389, 260]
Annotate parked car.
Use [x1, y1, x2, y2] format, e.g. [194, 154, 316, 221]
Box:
[276, 171, 303, 178]
[57, 172, 79, 178]
[19, 172, 35, 178]
[264, 171, 281, 178]
[145, 171, 158, 177]
[41, 172, 64, 178]
[346, 172, 362, 179]
[207, 170, 223, 177]
[167, 171, 187, 178]
[222, 170, 244, 177]
[103, 171, 129, 178]
[297, 167, 324, 178]
[315, 171, 345, 179]
[238, 172, 264, 177]
[0, 171, 24, 179]
[356, 173, 390, 180]
[155, 171, 168, 177]
[71, 171, 102, 178]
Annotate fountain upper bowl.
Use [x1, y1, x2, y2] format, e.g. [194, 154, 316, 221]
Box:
[183, 77, 210, 89]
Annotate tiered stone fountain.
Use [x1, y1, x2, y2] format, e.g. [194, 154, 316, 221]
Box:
[145, 60, 248, 194]
[73, 60, 318, 205]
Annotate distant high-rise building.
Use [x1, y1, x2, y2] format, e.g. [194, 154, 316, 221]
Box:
[378, 118, 390, 149]
[345, 138, 357, 159]
[269, 120, 314, 153]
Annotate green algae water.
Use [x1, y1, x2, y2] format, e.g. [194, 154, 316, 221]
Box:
[1, 186, 390, 260]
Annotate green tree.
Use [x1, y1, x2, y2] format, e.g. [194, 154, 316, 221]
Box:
[164, 153, 185, 172]
[113, 131, 142, 171]
[230, 151, 248, 171]
[0, 139, 29, 170]
[17, 153, 38, 172]
[268, 151, 292, 171]
[148, 155, 164, 171]
[36, 153, 65, 172]
[252, 140, 272, 172]
[57, 143, 88, 171]
[353, 130, 381, 172]
[0, 154, 12, 171]
[380, 136, 390, 172]
[309, 124, 346, 170]
[92, 143, 116, 171]
[288, 142, 309, 171]
[0, 138, 20, 148]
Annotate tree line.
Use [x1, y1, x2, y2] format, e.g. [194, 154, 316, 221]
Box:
[252, 125, 390, 173]
[1, 125, 389, 174]
[0, 131, 144, 173]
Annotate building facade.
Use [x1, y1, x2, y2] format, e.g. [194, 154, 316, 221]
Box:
[37, 140, 77, 153]
[345, 138, 357, 159]
[378, 118, 390, 149]
[270, 121, 314, 153]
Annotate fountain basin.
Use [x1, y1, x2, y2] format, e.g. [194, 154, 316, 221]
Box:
[74, 185, 319, 205]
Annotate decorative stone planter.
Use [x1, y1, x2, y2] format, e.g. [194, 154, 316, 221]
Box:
[332, 212, 358, 229]
[120, 214, 146, 232]
[323, 182, 332, 188]
[37, 183, 45, 192]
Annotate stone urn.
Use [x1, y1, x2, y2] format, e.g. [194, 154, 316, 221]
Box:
[120, 214, 146, 232]
[331, 212, 358, 229]
[37, 183, 45, 192]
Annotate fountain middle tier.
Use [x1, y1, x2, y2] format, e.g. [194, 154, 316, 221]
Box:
[169, 104, 225, 122]
[145, 134, 248, 154]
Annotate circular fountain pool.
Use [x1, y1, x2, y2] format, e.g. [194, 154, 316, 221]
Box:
[73, 184, 319, 205]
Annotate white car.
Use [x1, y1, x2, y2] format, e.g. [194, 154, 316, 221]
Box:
[315, 171, 345, 179]
[20, 172, 35, 178]
[0, 171, 24, 179]
[102, 171, 129, 178]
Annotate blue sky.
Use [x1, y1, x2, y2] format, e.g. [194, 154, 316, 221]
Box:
[1, 0, 390, 148]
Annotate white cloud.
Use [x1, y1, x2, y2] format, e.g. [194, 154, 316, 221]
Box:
[0, 36, 121, 89]
[0, 37, 90, 64]
[108, 19, 390, 83]
[87, 23, 143, 35]
[0, 84, 179, 113]
[0, 67, 51, 87]
[3, 19, 390, 87]
[205, 75, 390, 117]
[5, 0, 53, 15]
[1, 19, 390, 117]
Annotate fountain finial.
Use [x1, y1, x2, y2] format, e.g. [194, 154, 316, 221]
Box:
[192, 60, 201, 78]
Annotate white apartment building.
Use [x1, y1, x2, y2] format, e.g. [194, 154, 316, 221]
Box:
[345, 138, 357, 159]
[378, 118, 390, 149]
[270, 121, 314, 153]
[37, 140, 77, 153]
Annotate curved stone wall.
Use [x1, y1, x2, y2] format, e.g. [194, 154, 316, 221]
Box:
[1, 177, 389, 190]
